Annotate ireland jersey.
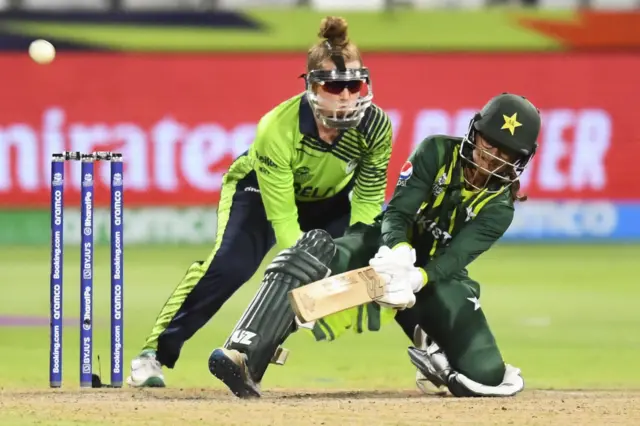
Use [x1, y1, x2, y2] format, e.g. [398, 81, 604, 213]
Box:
[227, 93, 393, 248]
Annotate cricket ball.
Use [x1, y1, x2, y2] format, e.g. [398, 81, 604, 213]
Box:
[29, 39, 56, 65]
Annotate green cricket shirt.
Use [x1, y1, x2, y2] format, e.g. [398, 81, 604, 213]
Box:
[380, 135, 515, 284]
[228, 93, 393, 249]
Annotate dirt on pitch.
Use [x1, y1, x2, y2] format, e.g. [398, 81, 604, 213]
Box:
[1, 388, 639, 425]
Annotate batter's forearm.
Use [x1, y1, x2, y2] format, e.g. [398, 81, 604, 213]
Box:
[380, 208, 414, 248]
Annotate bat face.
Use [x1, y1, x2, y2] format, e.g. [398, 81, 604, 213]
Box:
[288, 267, 386, 323]
[322, 274, 360, 295]
[294, 275, 356, 317]
[356, 268, 385, 299]
[298, 292, 317, 317]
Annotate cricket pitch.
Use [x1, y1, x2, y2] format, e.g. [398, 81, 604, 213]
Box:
[1, 388, 639, 425]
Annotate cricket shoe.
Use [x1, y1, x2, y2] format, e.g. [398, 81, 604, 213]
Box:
[208, 348, 261, 398]
[126, 349, 166, 388]
[409, 326, 449, 396]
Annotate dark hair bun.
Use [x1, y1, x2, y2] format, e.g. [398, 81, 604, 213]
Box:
[318, 16, 349, 47]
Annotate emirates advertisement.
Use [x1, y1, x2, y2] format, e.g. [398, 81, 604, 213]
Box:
[0, 52, 638, 239]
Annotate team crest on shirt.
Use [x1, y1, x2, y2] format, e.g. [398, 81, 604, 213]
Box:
[294, 167, 313, 184]
[397, 161, 413, 187]
[432, 173, 447, 196]
[465, 206, 477, 222]
[345, 158, 359, 174]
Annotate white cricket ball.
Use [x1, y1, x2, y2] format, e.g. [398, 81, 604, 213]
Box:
[29, 39, 56, 65]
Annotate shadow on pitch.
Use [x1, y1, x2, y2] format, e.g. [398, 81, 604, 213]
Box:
[275, 390, 448, 400]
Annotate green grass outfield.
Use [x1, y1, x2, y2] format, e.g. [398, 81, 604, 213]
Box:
[1, 243, 639, 391]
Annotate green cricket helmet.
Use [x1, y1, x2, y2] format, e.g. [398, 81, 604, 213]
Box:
[460, 93, 541, 191]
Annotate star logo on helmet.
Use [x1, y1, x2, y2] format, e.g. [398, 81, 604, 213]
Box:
[501, 113, 522, 136]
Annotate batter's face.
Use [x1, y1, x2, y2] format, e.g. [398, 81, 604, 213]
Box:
[472, 133, 514, 176]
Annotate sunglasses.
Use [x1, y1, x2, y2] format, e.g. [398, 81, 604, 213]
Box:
[320, 80, 365, 95]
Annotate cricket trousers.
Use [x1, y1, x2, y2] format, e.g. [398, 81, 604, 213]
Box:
[144, 170, 353, 368]
[318, 222, 506, 386]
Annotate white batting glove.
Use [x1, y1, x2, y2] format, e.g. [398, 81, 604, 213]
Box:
[369, 245, 425, 310]
[371, 267, 416, 310]
[369, 245, 425, 293]
[371, 245, 415, 268]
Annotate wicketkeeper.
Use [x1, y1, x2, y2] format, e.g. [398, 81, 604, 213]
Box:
[127, 16, 393, 387]
[208, 93, 540, 398]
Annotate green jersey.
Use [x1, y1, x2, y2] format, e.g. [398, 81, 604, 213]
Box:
[228, 93, 392, 249]
[380, 135, 514, 284]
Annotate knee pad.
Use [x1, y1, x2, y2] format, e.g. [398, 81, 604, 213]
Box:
[408, 328, 523, 398]
[266, 229, 336, 287]
[448, 364, 524, 397]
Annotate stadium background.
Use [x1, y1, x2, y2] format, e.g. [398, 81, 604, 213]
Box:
[1, 0, 639, 417]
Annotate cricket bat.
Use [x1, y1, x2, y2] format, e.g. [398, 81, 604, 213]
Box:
[288, 267, 385, 323]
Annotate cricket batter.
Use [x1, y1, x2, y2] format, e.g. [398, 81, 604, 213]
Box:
[208, 93, 540, 398]
[127, 16, 393, 387]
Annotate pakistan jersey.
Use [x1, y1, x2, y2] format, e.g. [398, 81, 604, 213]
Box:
[380, 135, 514, 283]
[228, 93, 393, 249]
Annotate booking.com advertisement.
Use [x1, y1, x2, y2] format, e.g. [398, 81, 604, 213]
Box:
[0, 52, 638, 242]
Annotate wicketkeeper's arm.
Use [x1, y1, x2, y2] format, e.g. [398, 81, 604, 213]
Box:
[250, 120, 302, 249]
[349, 109, 392, 226]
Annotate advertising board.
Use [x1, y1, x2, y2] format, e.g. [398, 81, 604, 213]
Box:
[1, 52, 637, 240]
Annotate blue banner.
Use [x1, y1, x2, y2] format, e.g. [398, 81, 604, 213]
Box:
[504, 202, 640, 241]
[378, 201, 640, 242]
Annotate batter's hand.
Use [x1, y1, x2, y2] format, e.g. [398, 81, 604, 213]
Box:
[369, 246, 423, 310]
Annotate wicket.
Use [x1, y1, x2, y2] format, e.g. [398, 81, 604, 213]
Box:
[49, 151, 124, 388]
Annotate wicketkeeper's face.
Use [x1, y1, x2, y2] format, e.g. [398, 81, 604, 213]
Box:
[313, 59, 368, 119]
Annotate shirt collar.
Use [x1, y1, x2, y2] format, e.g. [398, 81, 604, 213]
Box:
[299, 94, 319, 137]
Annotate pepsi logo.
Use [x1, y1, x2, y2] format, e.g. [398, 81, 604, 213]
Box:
[399, 161, 413, 180]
